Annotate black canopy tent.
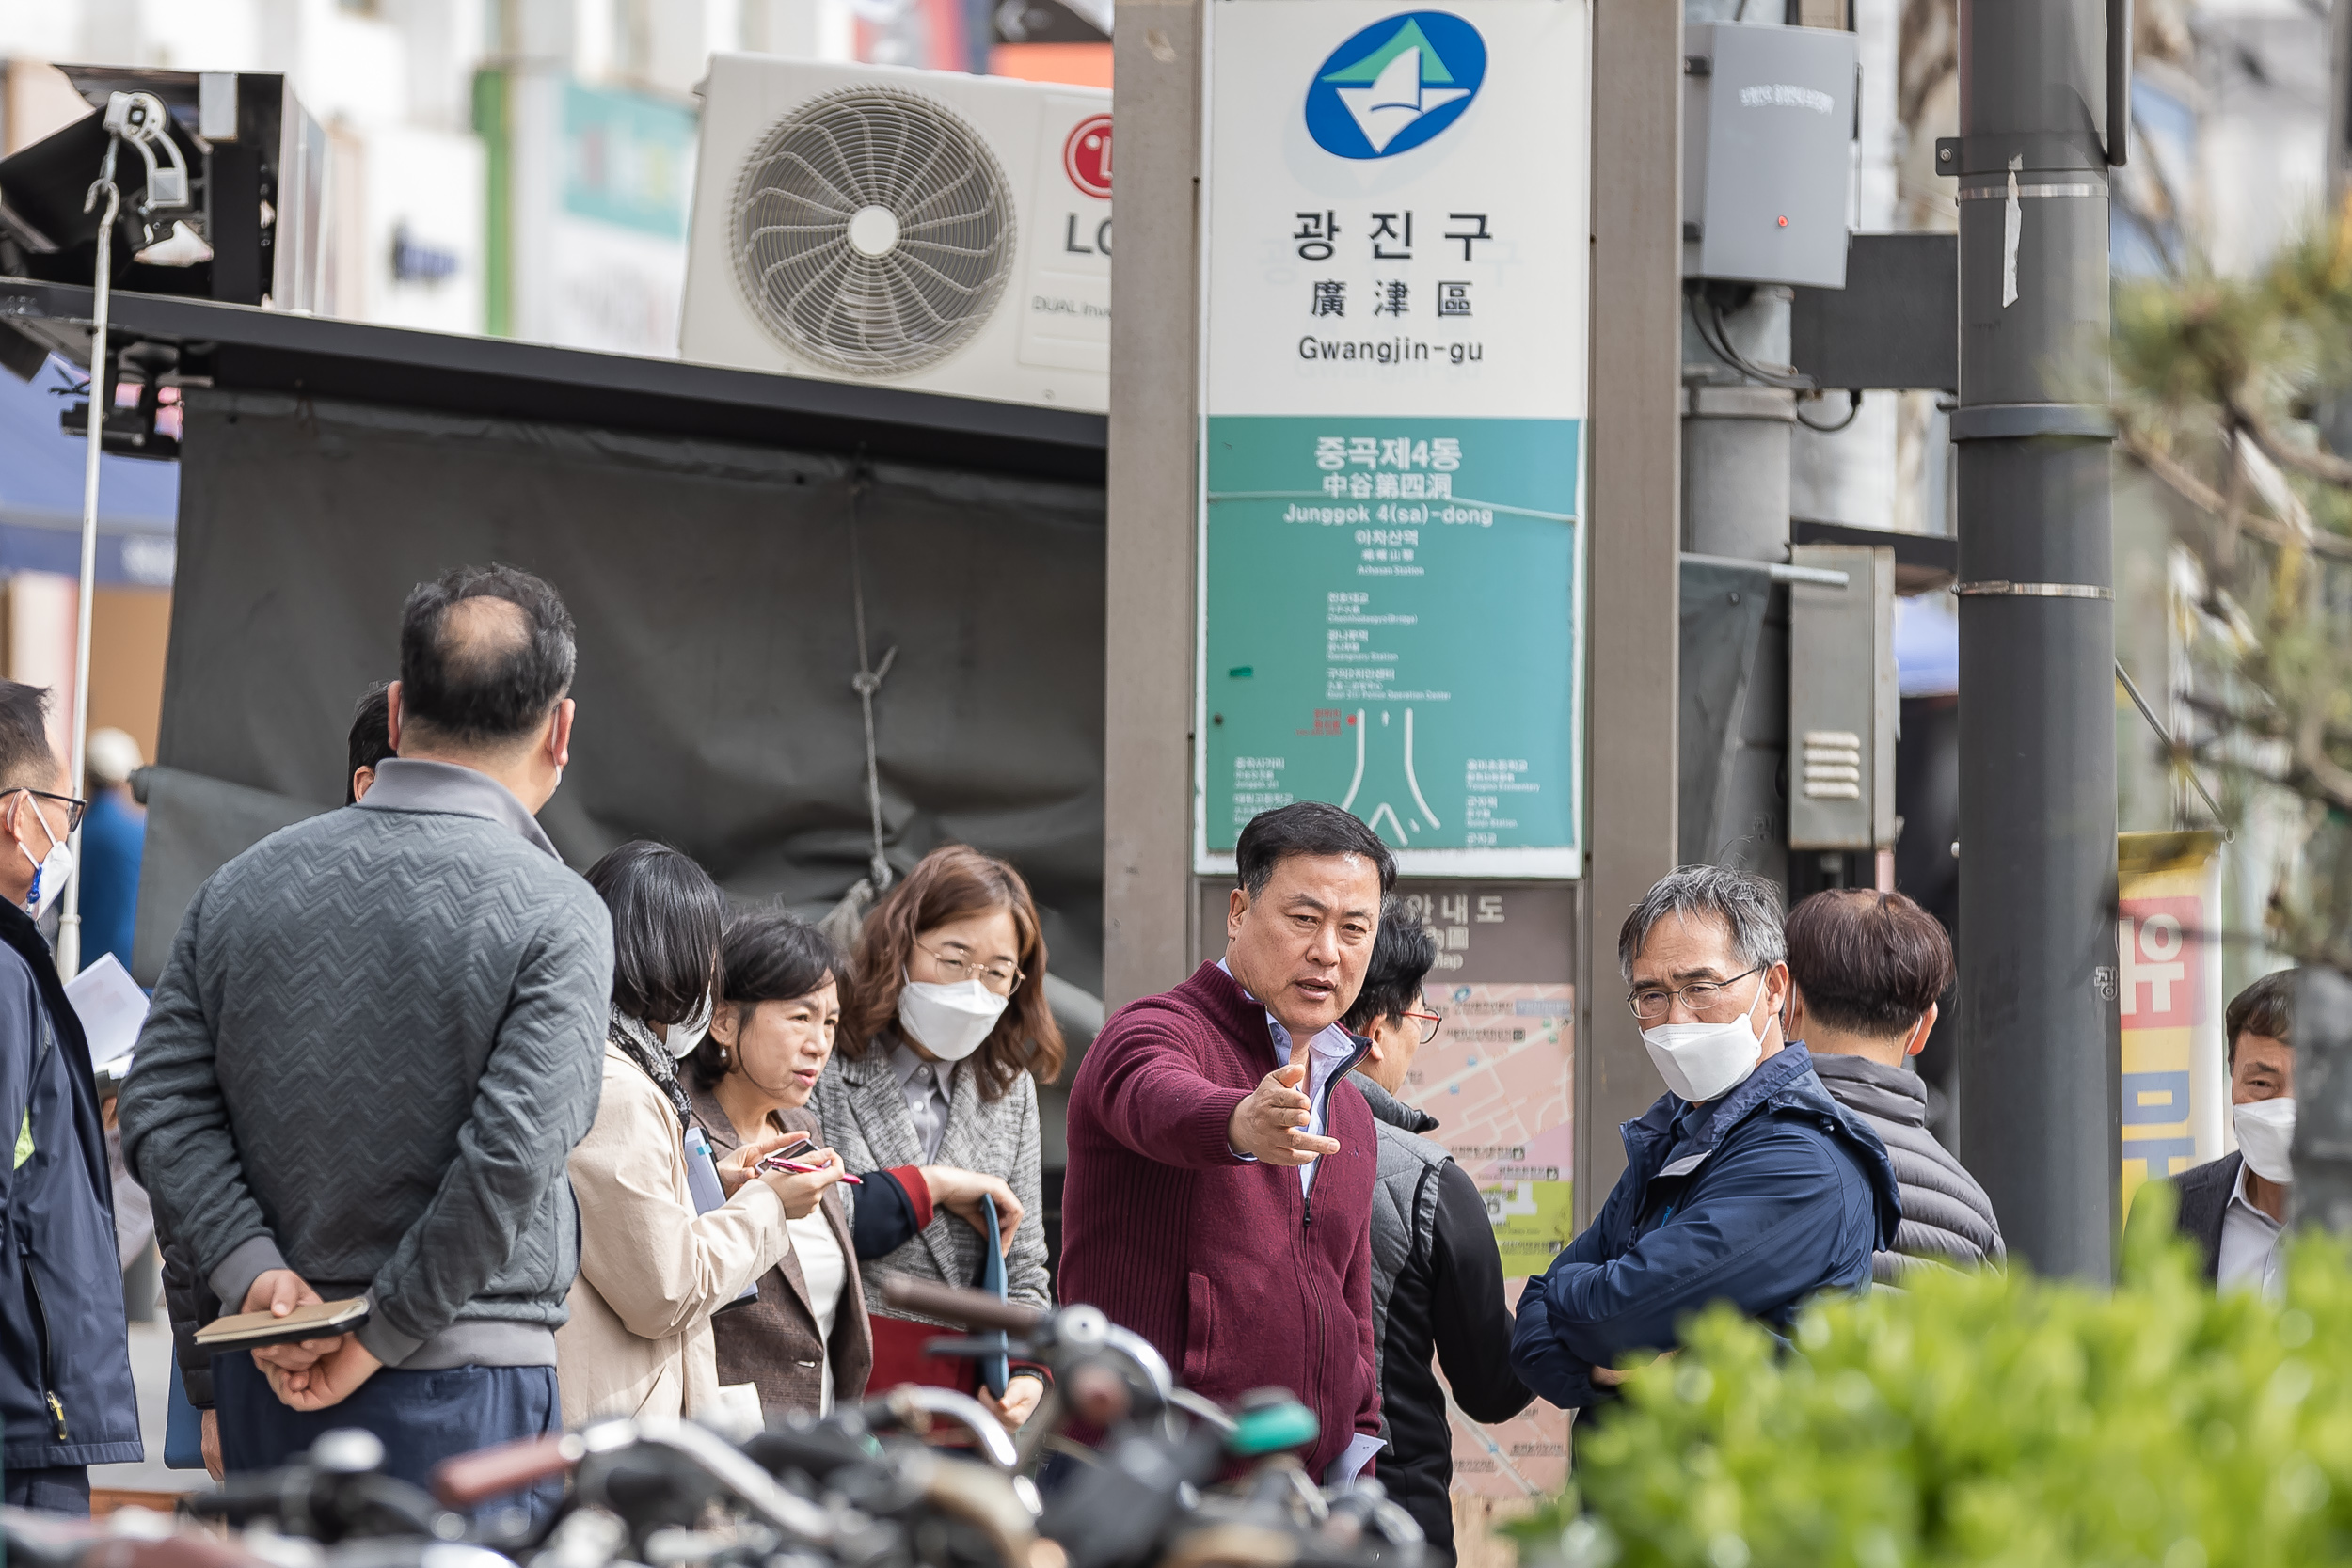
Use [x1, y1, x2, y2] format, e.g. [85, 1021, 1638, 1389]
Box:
[0, 281, 1111, 1051]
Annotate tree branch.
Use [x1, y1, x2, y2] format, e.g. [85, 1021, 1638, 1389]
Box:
[2232, 399, 2352, 488]
[2116, 427, 2352, 561]
[2296, 704, 2352, 815]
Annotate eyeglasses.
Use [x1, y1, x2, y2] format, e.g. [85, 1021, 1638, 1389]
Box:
[1402, 1009, 1444, 1046]
[1627, 966, 1762, 1022]
[8, 789, 85, 835]
[914, 939, 1025, 993]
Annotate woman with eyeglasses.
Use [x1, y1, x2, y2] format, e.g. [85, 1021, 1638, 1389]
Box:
[680, 909, 871, 1418]
[813, 844, 1064, 1433]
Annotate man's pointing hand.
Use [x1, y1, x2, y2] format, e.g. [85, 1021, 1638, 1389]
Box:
[1229, 1061, 1341, 1166]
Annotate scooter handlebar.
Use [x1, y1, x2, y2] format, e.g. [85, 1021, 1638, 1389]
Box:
[431, 1433, 583, 1510]
[880, 1275, 1044, 1336]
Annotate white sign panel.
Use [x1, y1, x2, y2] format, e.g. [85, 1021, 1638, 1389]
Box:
[1199, 0, 1592, 879]
[1203, 0, 1589, 420]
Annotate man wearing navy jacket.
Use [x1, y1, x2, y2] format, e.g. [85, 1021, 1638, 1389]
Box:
[0, 683, 142, 1510]
[1512, 865, 1899, 1409]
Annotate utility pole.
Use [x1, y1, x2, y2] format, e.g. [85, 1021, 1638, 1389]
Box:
[1579, 0, 1684, 1226]
[2297, 970, 2352, 1236]
[1951, 0, 2124, 1280]
[2332, 0, 2352, 203]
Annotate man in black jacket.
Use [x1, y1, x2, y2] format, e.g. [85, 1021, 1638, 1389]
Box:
[1343, 902, 1531, 1564]
[2128, 970, 2296, 1291]
[0, 683, 141, 1509]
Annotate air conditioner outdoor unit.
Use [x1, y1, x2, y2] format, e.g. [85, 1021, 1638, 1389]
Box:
[681, 55, 1110, 413]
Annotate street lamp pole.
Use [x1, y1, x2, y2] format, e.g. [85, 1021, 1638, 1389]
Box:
[1951, 0, 2127, 1280]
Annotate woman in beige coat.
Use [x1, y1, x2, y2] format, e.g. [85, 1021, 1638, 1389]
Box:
[557, 842, 845, 1426]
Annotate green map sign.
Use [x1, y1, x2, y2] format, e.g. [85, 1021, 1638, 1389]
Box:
[1200, 415, 1582, 875]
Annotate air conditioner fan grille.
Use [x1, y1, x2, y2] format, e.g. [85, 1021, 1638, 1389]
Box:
[730, 86, 1016, 376]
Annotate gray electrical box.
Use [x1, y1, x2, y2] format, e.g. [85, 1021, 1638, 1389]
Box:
[1787, 545, 1896, 850]
[1683, 23, 1857, 288]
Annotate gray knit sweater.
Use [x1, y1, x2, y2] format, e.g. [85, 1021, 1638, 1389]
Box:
[1807, 1051, 2005, 1283]
[120, 760, 612, 1368]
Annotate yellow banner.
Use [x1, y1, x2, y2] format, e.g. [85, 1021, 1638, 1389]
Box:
[2117, 831, 2227, 1212]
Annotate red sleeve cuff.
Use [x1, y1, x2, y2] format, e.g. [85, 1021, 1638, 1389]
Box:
[888, 1165, 934, 1229]
[1199, 1087, 1253, 1165]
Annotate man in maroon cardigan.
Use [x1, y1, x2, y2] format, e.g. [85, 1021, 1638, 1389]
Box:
[1062, 802, 1391, 1483]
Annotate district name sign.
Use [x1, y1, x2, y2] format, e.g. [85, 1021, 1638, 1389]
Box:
[1197, 1, 1591, 877]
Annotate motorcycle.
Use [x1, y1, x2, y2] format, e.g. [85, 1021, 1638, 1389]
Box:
[5, 1276, 1422, 1568]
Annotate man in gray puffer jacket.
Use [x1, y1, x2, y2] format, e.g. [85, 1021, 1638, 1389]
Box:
[1784, 889, 2002, 1280]
[1341, 901, 1530, 1565]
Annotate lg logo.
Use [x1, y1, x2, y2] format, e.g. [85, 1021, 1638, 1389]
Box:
[1064, 114, 1111, 198]
[1061, 115, 1112, 256]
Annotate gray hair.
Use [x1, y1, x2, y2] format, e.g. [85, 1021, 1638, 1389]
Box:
[1617, 864, 1787, 982]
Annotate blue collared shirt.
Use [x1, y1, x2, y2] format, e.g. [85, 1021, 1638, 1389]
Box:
[1217, 958, 1357, 1196]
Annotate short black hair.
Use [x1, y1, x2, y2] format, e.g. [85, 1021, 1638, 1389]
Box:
[1784, 889, 1952, 1039]
[1234, 801, 1395, 899]
[0, 684, 55, 794]
[346, 684, 393, 805]
[585, 840, 724, 1028]
[2227, 970, 2296, 1065]
[397, 564, 576, 750]
[685, 907, 844, 1089]
[1343, 896, 1439, 1035]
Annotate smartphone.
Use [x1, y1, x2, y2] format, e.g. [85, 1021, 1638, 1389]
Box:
[196, 1297, 370, 1351]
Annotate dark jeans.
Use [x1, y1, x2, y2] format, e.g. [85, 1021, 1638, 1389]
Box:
[215, 1354, 563, 1528]
[4, 1465, 88, 1514]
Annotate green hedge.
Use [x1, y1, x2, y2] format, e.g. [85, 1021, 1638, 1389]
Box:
[1508, 1188, 2352, 1568]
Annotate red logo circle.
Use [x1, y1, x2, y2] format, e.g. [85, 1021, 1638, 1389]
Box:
[1064, 115, 1112, 199]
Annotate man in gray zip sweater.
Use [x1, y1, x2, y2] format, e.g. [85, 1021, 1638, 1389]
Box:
[121, 565, 612, 1510]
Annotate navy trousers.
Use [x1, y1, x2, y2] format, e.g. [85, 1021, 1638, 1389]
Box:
[5, 1465, 88, 1514]
[215, 1354, 563, 1528]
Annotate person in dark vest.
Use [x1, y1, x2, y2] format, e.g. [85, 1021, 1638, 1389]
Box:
[0, 683, 141, 1511]
[2128, 971, 2296, 1294]
[1783, 889, 2003, 1279]
[1341, 898, 1530, 1563]
[1061, 801, 1389, 1483]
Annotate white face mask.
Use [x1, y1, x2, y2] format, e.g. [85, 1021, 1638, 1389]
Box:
[1639, 979, 1770, 1103]
[664, 990, 715, 1059]
[19, 797, 70, 921]
[898, 973, 1009, 1062]
[2234, 1098, 2296, 1185]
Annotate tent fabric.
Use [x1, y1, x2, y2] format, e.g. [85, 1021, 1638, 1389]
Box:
[143, 387, 1107, 1002]
[130, 765, 326, 983]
